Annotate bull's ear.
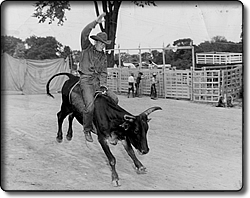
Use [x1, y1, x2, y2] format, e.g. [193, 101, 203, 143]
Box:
[124, 114, 136, 122]
[147, 118, 152, 122]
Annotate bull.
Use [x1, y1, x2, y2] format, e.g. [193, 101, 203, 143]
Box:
[46, 72, 162, 186]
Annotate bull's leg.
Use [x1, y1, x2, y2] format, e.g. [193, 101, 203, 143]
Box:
[98, 136, 120, 187]
[66, 113, 74, 141]
[56, 104, 70, 143]
[122, 139, 146, 174]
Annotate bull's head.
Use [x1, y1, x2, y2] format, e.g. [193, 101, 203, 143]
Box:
[120, 106, 162, 155]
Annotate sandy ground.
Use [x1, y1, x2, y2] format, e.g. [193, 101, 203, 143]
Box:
[1, 93, 242, 191]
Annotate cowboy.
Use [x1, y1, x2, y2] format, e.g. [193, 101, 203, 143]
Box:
[79, 12, 118, 142]
[150, 73, 157, 100]
[127, 73, 135, 98]
[135, 72, 143, 97]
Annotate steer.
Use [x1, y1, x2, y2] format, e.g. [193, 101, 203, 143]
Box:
[46, 72, 162, 186]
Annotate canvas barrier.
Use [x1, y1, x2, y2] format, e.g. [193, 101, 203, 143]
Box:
[1, 53, 70, 95]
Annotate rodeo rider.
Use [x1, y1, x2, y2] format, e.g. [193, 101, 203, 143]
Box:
[78, 12, 118, 142]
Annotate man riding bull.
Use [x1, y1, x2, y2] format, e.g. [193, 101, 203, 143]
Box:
[79, 12, 118, 142]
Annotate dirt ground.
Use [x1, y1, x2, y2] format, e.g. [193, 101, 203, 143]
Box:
[1, 93, 242, 191]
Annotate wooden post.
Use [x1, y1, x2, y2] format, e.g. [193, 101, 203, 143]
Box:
[191, 45, 195, 101]
[162, 43, 166, 98]
[138, 44, 142, 70]
[225, 69, 228, 107]
[118, 44, 121, 93]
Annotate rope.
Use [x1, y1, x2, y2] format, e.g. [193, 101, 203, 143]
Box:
[68, 81, 105, 110]
[69, 80, 80, 104]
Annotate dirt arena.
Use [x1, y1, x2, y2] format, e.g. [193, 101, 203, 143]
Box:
[1, 93, 242, 191]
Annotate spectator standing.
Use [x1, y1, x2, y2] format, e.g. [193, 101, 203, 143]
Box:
[135, 72, 143, 97]
[150, 73, 158, 100]
[128, 73, 135, 98]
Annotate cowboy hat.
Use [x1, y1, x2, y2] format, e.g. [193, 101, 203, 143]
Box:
[90, 32, 111, 45]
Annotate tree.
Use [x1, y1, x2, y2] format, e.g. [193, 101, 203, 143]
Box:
[196, 35, 242, 53]
[141, 52, 152, 62]
[60, 45, 71, 59]
[211, 35, 227, 43]
[151, 50, 163, 65]
[25, 36, 63, 59]
[13, 42, 26, 59]
[173, 38, 193, 46]
[1, 35, 23, 56]
[172, 38, 193, 69]
[32, 1, 156, 67]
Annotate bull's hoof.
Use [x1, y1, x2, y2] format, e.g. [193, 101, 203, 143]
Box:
[112, 179, 121, 187]
[136, 166, 147, 174]
[66, 135, 72, 141]
[56, 137, 63, 143]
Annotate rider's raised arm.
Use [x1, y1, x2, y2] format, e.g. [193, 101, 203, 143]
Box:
[80, 20, 98, 50]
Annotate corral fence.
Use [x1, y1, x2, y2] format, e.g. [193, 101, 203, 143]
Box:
[106, 45, 195, 99]
[106, 47, 242, 103]
[107, 64, 242, 103]
[196, 52, 242, 65]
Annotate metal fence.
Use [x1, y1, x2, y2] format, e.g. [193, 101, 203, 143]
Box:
[107, 64, 242, 103]
[192, 70, 221, 102]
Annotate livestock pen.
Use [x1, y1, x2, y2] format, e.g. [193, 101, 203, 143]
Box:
[107, 64, 242, 103]
[106, 47, 242, 104]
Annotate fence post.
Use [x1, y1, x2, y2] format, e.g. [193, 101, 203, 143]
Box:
[191, 45, 195, 101]
[139, 44, 142, 70]
[162, 44, 166, 98]
[118, 44, 121, 93]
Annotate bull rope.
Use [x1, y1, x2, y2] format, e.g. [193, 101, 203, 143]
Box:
[68, 80, 80, 104]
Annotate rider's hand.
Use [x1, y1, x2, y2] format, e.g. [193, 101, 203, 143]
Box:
[96, 13, 106, 24]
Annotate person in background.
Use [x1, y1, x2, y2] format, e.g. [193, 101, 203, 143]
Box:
[78, 12, 118, 142]
[150, 73, 158, 100]
[135, 72, 143, 97]
[127, 73, 135, 98]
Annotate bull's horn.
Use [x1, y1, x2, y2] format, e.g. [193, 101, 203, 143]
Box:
[124, 114, 136, 122]
[141, 106, 162, 117]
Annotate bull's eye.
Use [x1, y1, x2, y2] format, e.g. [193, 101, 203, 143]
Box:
[134, 129, 139, 135]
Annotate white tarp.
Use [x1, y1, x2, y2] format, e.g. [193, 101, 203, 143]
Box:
[1, 53, 70, 94]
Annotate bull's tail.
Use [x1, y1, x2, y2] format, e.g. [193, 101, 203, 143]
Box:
[46, 72, 76, 98]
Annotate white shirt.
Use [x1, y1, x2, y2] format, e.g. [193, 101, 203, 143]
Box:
[151, 76, 157, 84]
[128, 76, 135, 83]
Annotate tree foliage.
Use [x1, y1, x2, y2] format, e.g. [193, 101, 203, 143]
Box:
[60, 45, 71, 59]
[196, 37, 242, 53]
[171, 38, 193, 69]
[25, 36, 64, 59]
[1, 35, 23, 56]
[132, 1, 156, 7]
[1, 35, 72, 60]
[32, 1, 71, 25]
[13, 43, 26, 59]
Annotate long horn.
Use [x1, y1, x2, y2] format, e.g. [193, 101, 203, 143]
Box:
[141, 106, 162, 117]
